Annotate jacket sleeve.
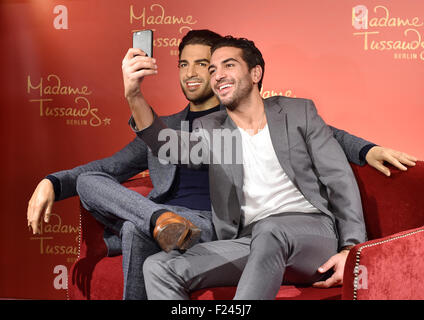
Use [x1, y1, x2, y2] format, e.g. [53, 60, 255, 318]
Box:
[50, 136, 149, 201]
[329, 126, 375, 166]
[304, 100, 367, 249]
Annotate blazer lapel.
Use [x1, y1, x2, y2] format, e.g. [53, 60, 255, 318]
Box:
[264, 98, 296, 183]
[167, 105, 190, 131]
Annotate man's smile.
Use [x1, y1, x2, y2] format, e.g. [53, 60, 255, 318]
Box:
[185, 80, 203, 91]
[216, 82, 234, 94]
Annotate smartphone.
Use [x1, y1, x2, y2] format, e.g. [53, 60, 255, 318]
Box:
[133, 30, 153, 57]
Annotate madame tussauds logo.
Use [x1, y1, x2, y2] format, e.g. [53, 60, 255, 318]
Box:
[27, 74, 112, 127]
[352, 5, 424, 61]
[30, 213, 79, 260]
[130, 3, 198, 56]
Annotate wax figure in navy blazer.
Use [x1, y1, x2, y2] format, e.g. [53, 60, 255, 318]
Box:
[135, 36, 394, 299]
[27, 30, 417, 300]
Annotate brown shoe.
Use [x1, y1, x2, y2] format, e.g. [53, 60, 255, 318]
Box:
[153, 211, 201, 253]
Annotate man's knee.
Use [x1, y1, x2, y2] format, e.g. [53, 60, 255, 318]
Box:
[76, 172, 99, 198]
[143, 253, 189, 299]
[121, 220, 136, 235]
[76, 172, 114, 213]
[120, 221, 140, 243]
[76, 171, 113, 200]
[121, 220, 151, 245]
[143, 254, 171, 284]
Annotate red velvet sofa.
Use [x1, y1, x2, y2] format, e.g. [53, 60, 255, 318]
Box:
[68, 161, 424, 300]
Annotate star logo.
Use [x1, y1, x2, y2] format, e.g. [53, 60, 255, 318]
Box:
[103, 117, 111, 126]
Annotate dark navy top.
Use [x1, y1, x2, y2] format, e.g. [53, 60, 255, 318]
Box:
[163, 105, 221, 211]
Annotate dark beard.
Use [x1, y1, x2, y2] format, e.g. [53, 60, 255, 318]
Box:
[218, 79, 253, 111]
[220, 99, 236, 111]
[180, 84, 214, 105]
[182, 88, 215, 106]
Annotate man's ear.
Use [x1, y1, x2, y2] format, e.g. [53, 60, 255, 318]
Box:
[251, 65, 263, 85]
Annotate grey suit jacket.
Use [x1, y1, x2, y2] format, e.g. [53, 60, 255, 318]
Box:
[138, 96, 367, 249]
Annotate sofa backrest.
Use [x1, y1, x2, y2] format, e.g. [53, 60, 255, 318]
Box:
[351, 161, 424, 240]
[79, 163, 424, 254]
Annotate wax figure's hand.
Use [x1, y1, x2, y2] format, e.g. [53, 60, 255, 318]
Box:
[366, 146, 417, 177]
[122, 48, 157, 130]
[312, 250, 350, 288]
[27, 179, 55, 234]
[122, 48, 158, 99]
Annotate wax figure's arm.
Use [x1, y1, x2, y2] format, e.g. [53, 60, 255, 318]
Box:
[328, 126, 372, 165]
[329, 126, 417, 176]
[298, 100, 366, 288]
[48, 137, 149, 201]
[47, 47, 159, 198]
[28, 48, 157, 235]
[27, 138, 149, 234]
[122, 48, 157, 132]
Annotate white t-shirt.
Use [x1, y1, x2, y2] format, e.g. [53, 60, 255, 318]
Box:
[239, 124, 319, 227]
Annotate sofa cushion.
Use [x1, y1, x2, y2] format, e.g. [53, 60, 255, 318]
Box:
[191, 285, 341, 300]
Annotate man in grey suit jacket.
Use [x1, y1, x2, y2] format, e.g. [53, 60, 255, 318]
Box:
[135, 36, 397, 299]
[27, 30, 416, 300]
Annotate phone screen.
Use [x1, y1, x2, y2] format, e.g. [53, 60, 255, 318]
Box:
[133, 30, 153, 57]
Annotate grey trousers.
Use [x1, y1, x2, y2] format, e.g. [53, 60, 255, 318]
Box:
[75, 171, 215, 300]
[143, 212, 338, 300]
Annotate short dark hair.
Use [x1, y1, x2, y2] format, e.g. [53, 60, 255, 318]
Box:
[211, 36, 265, 90]
[178, 29, 222, 58]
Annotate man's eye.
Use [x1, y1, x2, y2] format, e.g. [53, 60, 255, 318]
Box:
[198, 63, 208, 67]
[209, 69, 216, 75]
[226, 63, 234, 68]
[179, 63, 187, 68]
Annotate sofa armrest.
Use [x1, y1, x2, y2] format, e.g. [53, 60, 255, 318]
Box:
[342, 226, 424, 300]
[350, 161, 424, 240]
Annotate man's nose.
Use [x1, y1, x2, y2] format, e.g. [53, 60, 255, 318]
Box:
[213, 68, 225, 82]
[187, 64, 197, 78]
